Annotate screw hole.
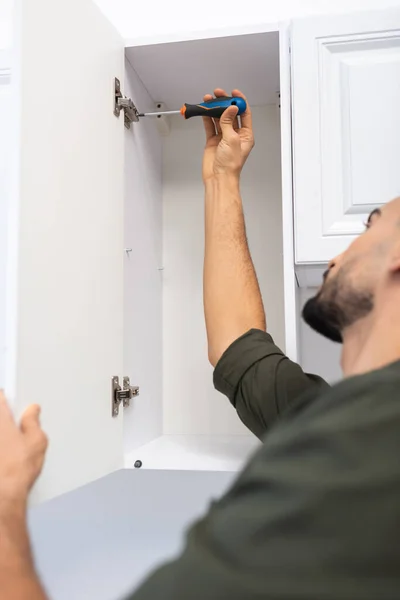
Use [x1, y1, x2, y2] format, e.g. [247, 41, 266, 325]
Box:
[134, 460, 142, 469]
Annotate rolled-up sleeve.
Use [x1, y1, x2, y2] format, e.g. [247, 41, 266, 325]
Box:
[213, 329, 328, 438]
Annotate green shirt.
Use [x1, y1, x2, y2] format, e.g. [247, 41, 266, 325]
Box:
[130, 329, 400, 600]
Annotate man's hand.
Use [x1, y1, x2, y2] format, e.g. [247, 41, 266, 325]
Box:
[0, 393, 49, 599]
[202, 88, 254, 182]
[0, 392, 48, 507]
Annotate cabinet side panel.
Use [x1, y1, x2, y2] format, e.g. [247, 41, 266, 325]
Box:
[162, 106, 284, 436]
[279, 25, 298, 362]
[123, 60, 163, 454]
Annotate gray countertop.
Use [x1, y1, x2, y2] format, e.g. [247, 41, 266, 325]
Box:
[29, 469, 235, 600]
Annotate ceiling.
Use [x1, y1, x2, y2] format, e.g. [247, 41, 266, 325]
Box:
[125, 31, 280, 110]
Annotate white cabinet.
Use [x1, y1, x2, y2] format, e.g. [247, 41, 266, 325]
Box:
[7, 7, 294, 503]
[292, 7, 400, 264]
[121, 31, 291, 474]
[7, 0, 391, 504]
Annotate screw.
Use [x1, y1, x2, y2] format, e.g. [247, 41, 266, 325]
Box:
[134, 460, 142, 469]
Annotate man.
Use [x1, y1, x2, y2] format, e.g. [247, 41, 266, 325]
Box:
[1, 89, 400, 599]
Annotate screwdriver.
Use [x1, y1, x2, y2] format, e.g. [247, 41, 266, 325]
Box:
[138, 96, 247, 120]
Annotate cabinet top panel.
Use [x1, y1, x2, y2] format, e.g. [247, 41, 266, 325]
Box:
[125, 31, 280, 109]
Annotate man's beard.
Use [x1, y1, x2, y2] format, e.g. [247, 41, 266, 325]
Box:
[302, 268, 374, 343]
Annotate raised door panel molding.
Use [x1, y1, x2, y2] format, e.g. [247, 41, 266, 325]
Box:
[292, 9, 400, 264]
[320, 33, 400, 236]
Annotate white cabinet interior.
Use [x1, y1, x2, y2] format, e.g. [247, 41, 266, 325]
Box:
[292, 8, 400, 264]
[122, 31, 341, 472]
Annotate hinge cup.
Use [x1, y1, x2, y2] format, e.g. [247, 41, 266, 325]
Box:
[112, 376, 140, 417]
[114, 78, 139, 129]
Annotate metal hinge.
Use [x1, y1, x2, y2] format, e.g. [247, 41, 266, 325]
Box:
[111, 376, 140, 417]
[114, 78, 139, 129]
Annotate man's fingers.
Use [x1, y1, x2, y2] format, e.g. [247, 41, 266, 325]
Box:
[213, 88, 228, 98]
[203, 94, 216, 140]
[214, 118, 222, 135]
[232, 89, 252, 131]
[21, 404, 48, 456]
[20, 404, 42, 436]
[219, 105, 239, 139]
[0, 390, 16, 426]
[214, 88, 243, 133]
[212, 89, 228, 134]
[202, 88, 243, 139]
[203, 116, 216, 140]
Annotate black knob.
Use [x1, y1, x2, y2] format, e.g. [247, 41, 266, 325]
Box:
[134, 460, 142, 469]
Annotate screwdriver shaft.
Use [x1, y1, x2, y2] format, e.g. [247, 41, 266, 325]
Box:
[138, 110, 181, 117]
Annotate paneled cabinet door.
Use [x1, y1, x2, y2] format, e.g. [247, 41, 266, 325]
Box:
[292, 8, 400, 264]
[6, 0, 125, 504]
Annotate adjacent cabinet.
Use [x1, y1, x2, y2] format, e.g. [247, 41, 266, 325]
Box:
[3, 0, 400, 504]
[292, 9, 400, 263]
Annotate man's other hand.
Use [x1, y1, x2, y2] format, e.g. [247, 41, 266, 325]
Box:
[0, 392, 48, 506]
[202, 88, 254, 183]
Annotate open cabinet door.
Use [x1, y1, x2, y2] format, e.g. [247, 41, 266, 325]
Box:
[0, 50, 11, 386]
[6, 0, 125, 503]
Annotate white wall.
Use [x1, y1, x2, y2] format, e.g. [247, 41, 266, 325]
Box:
[162, 106, 284, 436]
[123, 59, 163, 455]
[94, 0, 400, 43]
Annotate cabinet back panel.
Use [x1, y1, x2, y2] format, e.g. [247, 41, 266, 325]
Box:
[123, 61, 163, 455]
[162, 106, 284, 436]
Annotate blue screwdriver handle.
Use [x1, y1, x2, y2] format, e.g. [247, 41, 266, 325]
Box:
[180, 96, 247, 119]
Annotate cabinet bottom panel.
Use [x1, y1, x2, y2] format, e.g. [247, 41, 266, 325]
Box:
[125, 434, 261, 472]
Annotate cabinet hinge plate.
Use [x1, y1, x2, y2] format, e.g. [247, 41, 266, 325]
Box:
[114, 78, 139, 129]
[112, 376, 140, 417]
